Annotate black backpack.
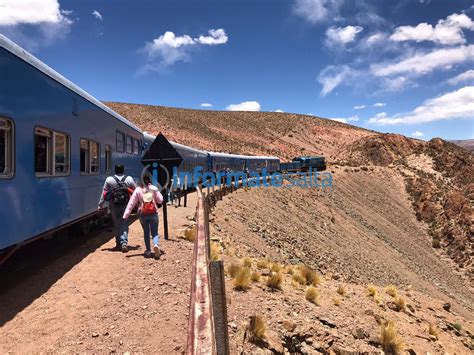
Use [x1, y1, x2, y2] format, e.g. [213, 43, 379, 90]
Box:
[111, 176, 130, 207]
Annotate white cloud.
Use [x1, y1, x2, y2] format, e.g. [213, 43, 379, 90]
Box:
[226, 101, 261, 112]
[354, 105, 366, 109]
[371, 45, 474, 77]
[0, 0, 73, 50]
[195, 29, 228, 45]
[326, 25, 363, 45]
[200, 103, 213, 108]
[142, 29, 228, 69]
[373, 102, 386, 107]
[318, 65, 356, 96]
[275, 109, 285, 113]
[92, 10, 103, 21]
[448, 69, 474, 85]
[292, 0, 343, 24]
[411, 131, 424, 137]
[390, 13, 474, 45]
[331, 115, 360, 124]
[364, 32, 387, 46]
[368, 86, 474, 125]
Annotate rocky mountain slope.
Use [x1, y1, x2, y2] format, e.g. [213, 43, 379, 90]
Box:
[449, 139, 474, 152]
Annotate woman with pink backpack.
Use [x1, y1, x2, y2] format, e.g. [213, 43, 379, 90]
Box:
[123, 175, 164, 259]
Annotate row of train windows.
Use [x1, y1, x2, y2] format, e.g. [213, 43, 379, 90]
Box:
[0, 117, 138, 178]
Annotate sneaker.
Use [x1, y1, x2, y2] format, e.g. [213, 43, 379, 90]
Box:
[121, 244, 128, 253]
[144, 250, 152, 258]
[153, 245, 160, 259]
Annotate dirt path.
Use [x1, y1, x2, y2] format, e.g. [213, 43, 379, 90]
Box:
[0, 193, 197, 353]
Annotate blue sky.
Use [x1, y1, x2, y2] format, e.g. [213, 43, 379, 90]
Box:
[1, 0, 473, 140]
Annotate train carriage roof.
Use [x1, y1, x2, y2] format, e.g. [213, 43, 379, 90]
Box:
[0, 34, 142, 133]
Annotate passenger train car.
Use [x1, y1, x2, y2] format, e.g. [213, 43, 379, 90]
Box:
[0, 35, 282, 261]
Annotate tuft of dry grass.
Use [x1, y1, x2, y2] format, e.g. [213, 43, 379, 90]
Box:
[305, 287, 321, 305]
[333, 297, 342, 306]
[183, 226, 196, 242]
[300, 266, 321, 286]
[251, 271, 261, 282]
[243, 257, 253, 268]
[210, 243, 221, 261]
[367, 284, 378, 298]
[292, 273, 307, 285]
[394, 296, 406, 311]
[271, 263, 283, 273]
[337, 285, 346, 296]
[380, 321, 405, 354]
[228, 262, 241, 278]
[248, 316, 266, 343]
[427, 323, 439, 340]
[256, 259, 270, 269]
[385, 285, 398, 297]
[266, 272, 283, 290]
[285, 266, 295, 275]
[234, 267, 251, 291]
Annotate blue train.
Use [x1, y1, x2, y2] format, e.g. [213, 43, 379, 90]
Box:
[0, 35, 284, 262]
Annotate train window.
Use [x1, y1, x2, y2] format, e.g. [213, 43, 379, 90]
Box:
[105, 145, 112, 174]
[126, 135, 133, 154]
[133, 138, 140, 155]
[35, 127, 70, 176]
[116, 131, 125, 152]
[0, 118, 14, 178]
[80, 139, 99, 175]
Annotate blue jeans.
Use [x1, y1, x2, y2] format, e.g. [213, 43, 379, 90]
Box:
[111, 206, 128, 247]
[139, 213, 159, 252]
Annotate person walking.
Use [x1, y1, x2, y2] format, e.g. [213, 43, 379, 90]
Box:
[123, 175, 164, 259]
[98, 164, 136, 252]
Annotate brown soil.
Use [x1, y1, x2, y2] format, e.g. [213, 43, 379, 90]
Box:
[0, 194, 198, 353]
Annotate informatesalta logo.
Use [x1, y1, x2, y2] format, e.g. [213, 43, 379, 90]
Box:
[141, 164, 333, 191]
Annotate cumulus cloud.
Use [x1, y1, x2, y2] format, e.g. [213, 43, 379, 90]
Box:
[292, 0, 343, 24]
[448, 69, 474, 85]
[371, 45, 474, 77]
[226, 101, 261, 112]
[390, 13, 474, 45]
[318, 65, 356, 96]
[368, 86, 474, 125]
[141, 29, 228, 70]
[326, 25, 363, 45]
[92, 10, 103, 21]
[411, 131, 424, 137]
[0, 0, 73, 50]
[331, 115, 360, 124]
[195, 29, 228, 45]
[354, 105, 366, 109]
[373, 102, 386, 107]
[200, 103, 213, 108]
[275, 109, 285, 113]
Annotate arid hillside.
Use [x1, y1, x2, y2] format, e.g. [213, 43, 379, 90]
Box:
[106, 102, 374, 160]
[449, 139, 474, 152]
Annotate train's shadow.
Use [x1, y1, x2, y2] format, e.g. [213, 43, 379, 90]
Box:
[0, 225, 115, 327]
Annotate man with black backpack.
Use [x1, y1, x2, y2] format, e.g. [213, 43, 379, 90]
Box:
[98, 164, 137, 252]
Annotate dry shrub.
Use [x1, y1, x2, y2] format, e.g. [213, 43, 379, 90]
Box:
[184, 226, 196, 242]
[248, 315, 266, 343]
[243, 257, 253, 268]
[367, 284, 378, 297]
[271, 263, 283, 273]
[337, 285, 346, 296]
[305, 287, 321, 305]
[228, 262, 241, 278]
[234, 267, 251, 291]
[428, 323, 439, 340]
[286, 266, 295, 275]
[210, 243, 221, 261]
[266, 272, 283, 290]
[333, 297, 342, 306]
[251, 271, 261, 282]
[292, 273, 307, 285]
[256, 259, 270, 269]
[380, 321, 405, 354]
[385, 285, 398, 297]
[394, 296, 406, 311]
[300, 266, 321, 286]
